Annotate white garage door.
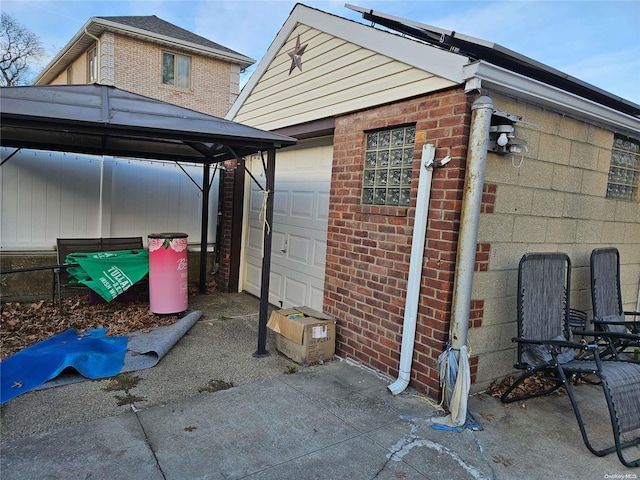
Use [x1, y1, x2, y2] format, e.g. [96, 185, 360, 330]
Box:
[242, 138, 332, 311]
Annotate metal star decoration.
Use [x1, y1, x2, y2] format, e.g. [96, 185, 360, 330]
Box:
[287, 34, 308, 75]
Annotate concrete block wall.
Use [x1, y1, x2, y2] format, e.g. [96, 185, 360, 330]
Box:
[324, 87, 472, 399]
[468, 91, 640, 392]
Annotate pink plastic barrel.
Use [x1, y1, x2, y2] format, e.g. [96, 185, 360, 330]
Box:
[148, 233, 188, 314]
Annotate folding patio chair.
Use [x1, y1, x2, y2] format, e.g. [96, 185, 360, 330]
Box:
[590, 247, 640, 362]
[502, 252, 640, 467]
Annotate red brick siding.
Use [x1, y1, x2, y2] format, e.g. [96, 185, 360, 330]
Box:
[217, 160, 237, 291]
[324, 88, 473, 398]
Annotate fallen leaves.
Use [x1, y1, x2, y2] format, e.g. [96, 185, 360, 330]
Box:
[1, 292, 179, 360]
[198, 379, 233, 393]
[485, 372, 590, 400]
[492, 454, 512, 466]
[481, 413, 495, 422]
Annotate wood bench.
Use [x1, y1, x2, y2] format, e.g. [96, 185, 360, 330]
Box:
[53, 237, 145, 304]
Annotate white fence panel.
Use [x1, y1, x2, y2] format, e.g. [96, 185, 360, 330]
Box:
[1, 148, 219, 250]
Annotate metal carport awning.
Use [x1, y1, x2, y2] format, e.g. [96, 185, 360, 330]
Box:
[0, 84, 297, 356]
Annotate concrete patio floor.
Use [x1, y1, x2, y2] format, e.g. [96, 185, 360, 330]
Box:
[1, 292, 638, 479]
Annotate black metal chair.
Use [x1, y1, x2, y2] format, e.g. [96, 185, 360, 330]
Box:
[502, 252, 640, 467]
[590, 247, 639, 362]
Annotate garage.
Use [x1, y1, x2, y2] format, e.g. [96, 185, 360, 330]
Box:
[241, 137, 333, 311]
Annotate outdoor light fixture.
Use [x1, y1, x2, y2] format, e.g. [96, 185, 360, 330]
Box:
[487, 110, 529, 155]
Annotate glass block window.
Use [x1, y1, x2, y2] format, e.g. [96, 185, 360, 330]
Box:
[606, 134, 639, 201]
[362, 126, 416, 206]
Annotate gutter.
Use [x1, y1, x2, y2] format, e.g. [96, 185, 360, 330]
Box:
[463, 62, 640, 137]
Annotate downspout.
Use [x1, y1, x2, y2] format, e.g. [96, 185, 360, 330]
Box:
[449, 96, 493, 353]
[636, 279, 639, 321]
[84, 29, 100, 83]
[389, 144, 441, 395]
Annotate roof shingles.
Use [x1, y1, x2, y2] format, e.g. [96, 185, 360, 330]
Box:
[97, 15, 243, 57]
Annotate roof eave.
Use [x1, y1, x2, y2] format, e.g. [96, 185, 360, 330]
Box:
[90, 18, 255, 67]
[33, 17, 94, 85]
[34, 17, 255, 85]
[463, 61, 640, 137]
[228, 4, 469, 120]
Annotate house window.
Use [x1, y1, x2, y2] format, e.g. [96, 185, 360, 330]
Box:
[162, 52, 190, 88]
[66, 66, 72, 84]
[606, 134, 639, 201]
[362, 125, 416, 206]
[87, 45, 98, 83]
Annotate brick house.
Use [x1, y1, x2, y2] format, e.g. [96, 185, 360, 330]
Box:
[33, 15, 253, 117]
[226, 4, 640, 397]
[1, 16, 253, 295]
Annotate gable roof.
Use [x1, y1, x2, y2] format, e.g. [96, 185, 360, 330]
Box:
[229, 3, 640, 138]
[227, 4, 469, 129]
[96, 15, 242, 57]
[34, 15, 254, 85]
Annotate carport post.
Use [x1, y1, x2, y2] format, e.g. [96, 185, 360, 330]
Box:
[199, 162, 211, 294]
[254, 148, 276, 357]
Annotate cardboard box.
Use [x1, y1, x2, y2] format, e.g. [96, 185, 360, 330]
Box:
[267, 307, 336, 365]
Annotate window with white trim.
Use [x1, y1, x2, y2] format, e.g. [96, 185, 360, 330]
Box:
[87, 45, 97, 83]
[362, 125, 416, 206]
[162, 51, 191, 88]
[606, 134, 639, 201]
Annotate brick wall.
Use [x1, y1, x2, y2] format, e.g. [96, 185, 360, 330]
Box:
[113, 35, 233, 117]
[324, 88, 472, 399]
[216, 160, 237, 292]
[468, 92, 640, 392]
[48, 33, 237, 117]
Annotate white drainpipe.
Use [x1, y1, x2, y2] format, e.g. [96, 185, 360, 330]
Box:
[389, 96, 494, 396]
[85, 29, 100, 84]
[450, 96, 494, 351]
[388, 144, 438, 395]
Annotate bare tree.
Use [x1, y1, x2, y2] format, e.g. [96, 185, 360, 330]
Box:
[1, 13, 45, 86]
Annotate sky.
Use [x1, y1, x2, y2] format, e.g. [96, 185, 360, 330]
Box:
[2, 0, 640, 105]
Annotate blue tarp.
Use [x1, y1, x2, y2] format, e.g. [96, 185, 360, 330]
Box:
[1, 328, 128, 404]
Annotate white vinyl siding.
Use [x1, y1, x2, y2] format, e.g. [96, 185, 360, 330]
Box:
[233, 26, 456, 131]
[0, 149, 217, 250]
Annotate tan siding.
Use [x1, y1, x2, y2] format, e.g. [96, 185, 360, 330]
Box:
[50, 52, 89, 85]
[234, 26, 456, 130]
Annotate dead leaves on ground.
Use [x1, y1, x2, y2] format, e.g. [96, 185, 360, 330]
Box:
[492, 454, 512, 466]
[1, 293, 179, 360]
[485, 372, 590, 400]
